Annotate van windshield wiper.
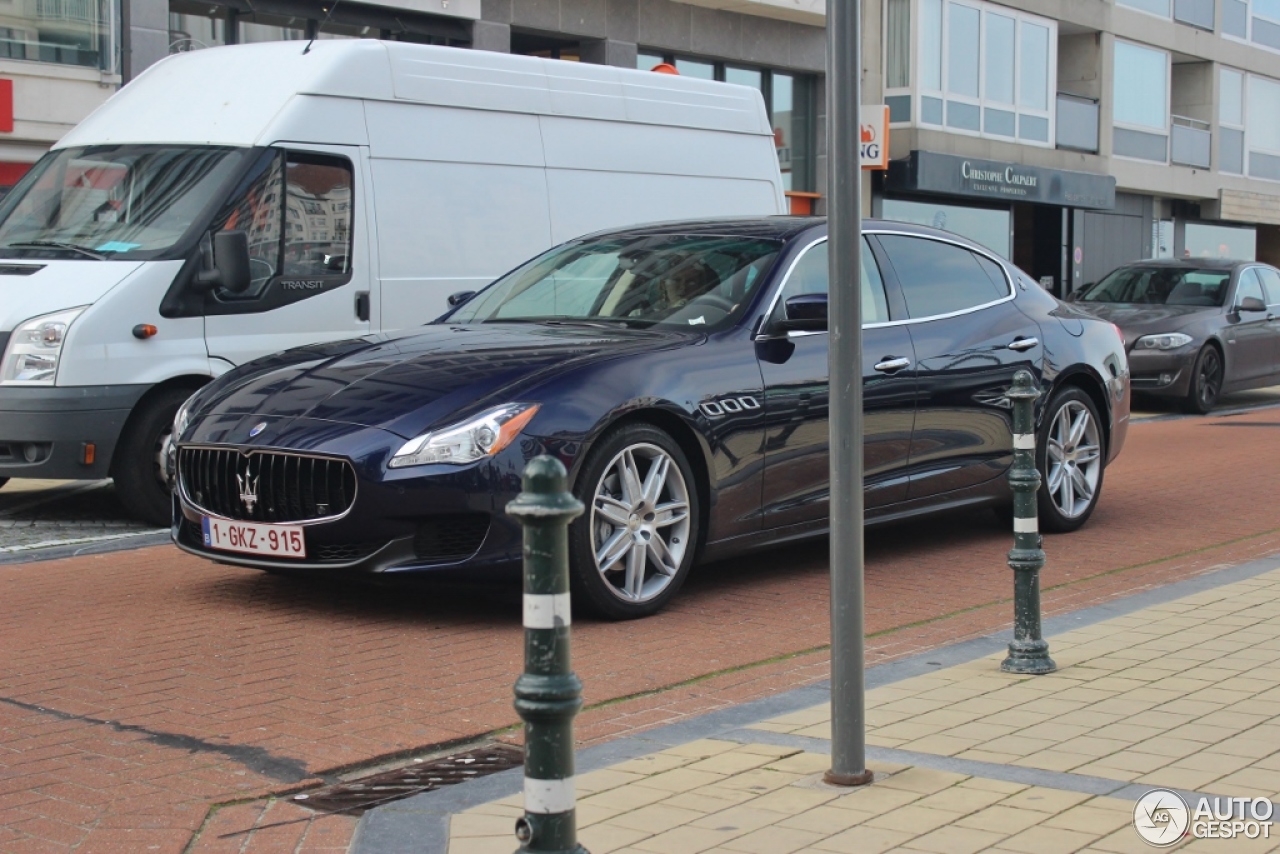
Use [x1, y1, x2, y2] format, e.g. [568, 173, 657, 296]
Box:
[5, 241, 108, 260]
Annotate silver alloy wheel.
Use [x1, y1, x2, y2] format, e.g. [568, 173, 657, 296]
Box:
[1045, 400, 1102, 519]
[590, 442, 692, 604]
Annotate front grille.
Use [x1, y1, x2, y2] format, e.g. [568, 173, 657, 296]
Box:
[179, 447, 357, 523]
[414, 514, 490, 561]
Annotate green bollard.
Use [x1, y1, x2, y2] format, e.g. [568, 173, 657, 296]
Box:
[506, 456, 589, 854]
[1001, 371, 1057, 675]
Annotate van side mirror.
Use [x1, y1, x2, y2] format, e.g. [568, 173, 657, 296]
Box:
[213, 230, 252, 294]
[448, 290, 478, 307]
[776, 293, 828, 332]
[1238, 295, 1266, 313]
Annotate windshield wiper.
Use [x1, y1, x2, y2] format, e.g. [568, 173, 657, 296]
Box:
[5, 241, 108, 260]
[483, 316, 646, 329]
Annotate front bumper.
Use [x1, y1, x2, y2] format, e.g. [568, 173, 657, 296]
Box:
[171, 434, 529, 579]
[0, 385, 148, 480]
[1126, 348, 1196, 398]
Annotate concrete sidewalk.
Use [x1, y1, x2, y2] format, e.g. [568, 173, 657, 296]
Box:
[354, 555, 1280, 853]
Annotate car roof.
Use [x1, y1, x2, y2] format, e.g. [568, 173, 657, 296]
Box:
[1113, 258, 1252, 271]
[575, 216, 1001, 253]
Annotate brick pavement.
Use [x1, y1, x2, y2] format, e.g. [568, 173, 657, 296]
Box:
[446, 563, 1280, 853]
[0, 408, 1278, 852]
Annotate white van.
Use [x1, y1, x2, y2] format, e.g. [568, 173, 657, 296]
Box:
[0, 40, 785, 524]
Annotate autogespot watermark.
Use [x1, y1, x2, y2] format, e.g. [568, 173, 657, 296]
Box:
[1134, 789, 1275, 846]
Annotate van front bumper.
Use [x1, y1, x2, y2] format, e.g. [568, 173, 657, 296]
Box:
[0, 385, 148, 480]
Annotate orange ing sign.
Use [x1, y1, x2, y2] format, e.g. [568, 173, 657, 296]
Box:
[861, 105, 890, 171]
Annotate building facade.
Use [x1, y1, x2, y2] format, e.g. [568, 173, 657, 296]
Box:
[5, 0, 1280, 292]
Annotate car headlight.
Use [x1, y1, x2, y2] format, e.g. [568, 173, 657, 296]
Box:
[0, 307, 87, 385]
[1133, 332, 1193, 351]
[389, 403, 540, 468]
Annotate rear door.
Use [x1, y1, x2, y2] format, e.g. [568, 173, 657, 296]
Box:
[204, 145, 371, 368]
[756, 236, 916, 533]
[874, 232, 1043, 500]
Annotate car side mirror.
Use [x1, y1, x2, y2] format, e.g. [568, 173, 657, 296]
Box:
[448, 290, 478, 307]
[776, 293, 828, 332]
[1237, 295, 1266, 313]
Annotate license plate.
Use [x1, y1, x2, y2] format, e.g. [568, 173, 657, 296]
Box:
[201, 516, 307, 559]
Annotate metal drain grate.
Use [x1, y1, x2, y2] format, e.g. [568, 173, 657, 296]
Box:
[292, 744, 523, 814]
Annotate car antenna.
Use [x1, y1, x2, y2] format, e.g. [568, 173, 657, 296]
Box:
[303, 0, 341, 54]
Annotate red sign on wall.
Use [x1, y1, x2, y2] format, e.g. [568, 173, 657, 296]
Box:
[0, 79, 12, 133]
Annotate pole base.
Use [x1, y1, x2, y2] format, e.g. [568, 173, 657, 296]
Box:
[823, 769, 874, 787]
[1001, 639, 1056, 674]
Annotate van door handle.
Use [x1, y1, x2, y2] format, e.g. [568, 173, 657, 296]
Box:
[1007, 337, 1039, 351]
[873, 357, 911, 373]
[355, 291, 370, 322]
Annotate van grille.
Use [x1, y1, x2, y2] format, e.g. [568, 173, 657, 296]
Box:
[178, 447, 357, 523]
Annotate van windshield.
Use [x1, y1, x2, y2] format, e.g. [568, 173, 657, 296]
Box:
[448, 233, 783, 332]
[0, 145, 248, 261]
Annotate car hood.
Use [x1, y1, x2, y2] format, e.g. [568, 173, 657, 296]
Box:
[0, 259, 144, 331]
[189, 322, 698, 442]
[1071, 303, 1216, 347]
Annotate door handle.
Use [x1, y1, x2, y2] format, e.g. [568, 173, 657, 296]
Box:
[1007, 337, 1039, 351]
[355, 291, 370, 322]
[873, 357, 911, 373]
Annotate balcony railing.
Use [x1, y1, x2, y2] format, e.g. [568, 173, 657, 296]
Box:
[1056, 93, 1099, 153]
[1171, 115, 1211, 169]
[36, 0, 97, 24]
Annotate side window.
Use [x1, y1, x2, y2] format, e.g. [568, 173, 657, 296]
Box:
[1236, 268, 1265, 306]
[770, 238, 890, 326]
[217, 151, 353, 300]
[878, 235, 1009, 319]
[1254, 267, 1280, 305]
[220, 154, 283, 297]
[284, 156, 353, 278]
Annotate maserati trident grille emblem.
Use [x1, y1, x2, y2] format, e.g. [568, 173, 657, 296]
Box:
[237, 464, 260, 514]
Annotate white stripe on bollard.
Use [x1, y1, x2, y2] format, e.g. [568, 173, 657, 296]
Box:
[523, 592, 572, 629]
[1013, 433, 1035, 450]
[523, 776, 576, 814]
[1014, 516, 1038, 533]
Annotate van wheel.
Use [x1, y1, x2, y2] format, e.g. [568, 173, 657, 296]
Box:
[568, 424, 700, 620]
[114, 388, 192, 527]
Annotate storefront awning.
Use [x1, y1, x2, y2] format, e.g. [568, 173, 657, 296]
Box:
[886, 151, 1116, 210]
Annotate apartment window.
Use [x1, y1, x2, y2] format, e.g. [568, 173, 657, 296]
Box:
[1117, 0, 1171, 15]
[1221, 67, 1246, 174]
[636, 52, 816, 192]
[886, 0, 1056, 147]
[1248, 74, 1280, 179]
[1113, 41, 1170, 162]
[0, 0, 119, 70]
[1224, 0, 1280, 50]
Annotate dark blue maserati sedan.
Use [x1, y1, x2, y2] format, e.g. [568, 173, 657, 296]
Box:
[172, 218, 1130, 619]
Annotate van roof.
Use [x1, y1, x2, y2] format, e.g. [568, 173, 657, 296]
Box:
[57, 40, 773, 149]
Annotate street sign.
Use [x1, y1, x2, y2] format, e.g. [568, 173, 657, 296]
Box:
[860, 105, 889, 171]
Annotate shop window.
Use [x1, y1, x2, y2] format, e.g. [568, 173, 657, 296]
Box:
[881, 198, 1011, 258]
[886, 0, 1055, 147]
[169, 1, 229, 52]
[1185, 222, 1257, 259]
[635, 52, 816, 192]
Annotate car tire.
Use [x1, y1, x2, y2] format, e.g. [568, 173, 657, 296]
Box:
[568, 423, 700, 620]
[1183, 345, 1223, 414]
[1036, 386, 1105, 534]
[114, 387, 193, 528]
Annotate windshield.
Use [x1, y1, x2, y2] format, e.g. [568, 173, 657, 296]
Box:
[1080, 266, 1230, 307]
[0, 145, 248, 261]
[448, 233, 783, 330]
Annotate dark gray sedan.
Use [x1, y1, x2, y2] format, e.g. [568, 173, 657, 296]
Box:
[1071, 259, 1280, 413]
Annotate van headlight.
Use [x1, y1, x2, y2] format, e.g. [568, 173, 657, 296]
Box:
[389, 403, 540, 468]
[0, 307, 87, 385]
